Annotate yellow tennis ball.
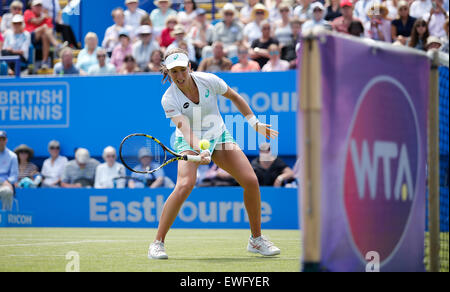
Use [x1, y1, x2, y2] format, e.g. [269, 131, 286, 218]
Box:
[199, 139, 210, 150]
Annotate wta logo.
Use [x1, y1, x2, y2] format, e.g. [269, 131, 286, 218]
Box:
[343, 76, 421, 266]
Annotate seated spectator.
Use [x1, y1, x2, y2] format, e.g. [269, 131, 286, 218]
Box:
[353, 0, 374, 23]
[128, 147, 165, 188]
[198, 41, 232, 72]
[325, 0, 343, 22]
[124, 0, 148, 31]
[262, 43, 290, 72]
[391, 1, 417, 45]
[410, 0, 433, 19]
[1, 15, 31, 72]
[364, 4, 392, 42]
[332, 0, 362, 34]
[88, 48, 116, 75]
[1, 1, 23, 34]
[293, 0, 313, 21]
[168, 24, 197, 60]
[240, 0, 260, 25]
[269, 0, 286, 23]
[281, 18, 303, 69]
[188, 8, 214, 60]
[178, 0, 198, 31]
[61, 148, 100, 188]
[0, 131, 18, 211]
[302, 2, 331, 31]
[119, 54, 141, 74]
[133, 25, 160, 70]
[273, 3, 294, 48]
[198, 163, 238, 187]
[102, 7, 133, 57]
[76, 32, 100, 74]
[249, 20, 279, 69]
[231, 44, 261, 72]
[144, 49, 164, 72]
[409, 18, 430, 50]
[0, 32, 3, 51]
[14, 144, 40, 188]
[54, 47, 80, 75]
[425, 34, 443, 49]
[24, 0, 63, 68]
[139, 12, 153, 28]
[94, 146, 126, 189]
[111, 30, 133, 72]
[251, 143, 295, 187]
[425, 0, 448, 39]
[441, 19, 449, 53]
[41, 140, 68, 188]
[42, 0, 78, 48]
[159, 15, 179, 49]
[243, 3, 270, 47]
[151, 0, 177, 37]
[348, 20, 366, 36]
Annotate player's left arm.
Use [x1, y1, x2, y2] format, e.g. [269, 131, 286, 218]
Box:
[222, 86, 279, 140]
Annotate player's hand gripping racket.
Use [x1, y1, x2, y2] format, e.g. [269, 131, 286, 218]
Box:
[119, 133, 210, 174]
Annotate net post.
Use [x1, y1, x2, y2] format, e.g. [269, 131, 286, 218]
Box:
[428, 50, 440, 272]
[299, 34, 322, 272]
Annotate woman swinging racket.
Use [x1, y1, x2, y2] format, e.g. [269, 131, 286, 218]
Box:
[148, 48, 280, 259]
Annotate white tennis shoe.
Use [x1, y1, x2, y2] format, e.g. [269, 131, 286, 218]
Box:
[247, 235, 281, 256]
[148, 240, 169, 260]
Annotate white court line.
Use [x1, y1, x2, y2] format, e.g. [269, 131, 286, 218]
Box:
[0, 239, 134, 248]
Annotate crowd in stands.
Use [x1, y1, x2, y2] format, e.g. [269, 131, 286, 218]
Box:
[1, 0, 448, 76]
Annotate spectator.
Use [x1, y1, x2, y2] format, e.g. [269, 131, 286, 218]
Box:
[261, 43, 290, 72]
[273, 3, 294, 48]
[144, 49, 164, 72]
[61, 148, 100, 188]
[325, 0, 343, 21]
[425, 0, 449, 38]
[441, 19, 449, 52]
[159, 15, 178, 48]
[281, 18, 303, 69]
[76, 32, 100, 74]
[243, 3, 270, 46]
[410, 0, 433, 19]
[42, 0, 78, 49]
[124, 0, 147, 31]
[111, 30, 133, 72]
[198, 164, 238, 187]
[409, 18, 430, 50]
[353, 0, 375, 23]
[188, 8, 214, 60]
[241, 0, 261, 25]
[269, 0, 286, 23]
[349, 19, 366, 36]
[302, 2, 331, 31]
[198, 41, 232, 72]
[14, 144, 40, 188]
[0, 131, 18, 211]
[332, 0, 362, 34]
[0, 32, 3, 51]
[133, 25, 160, 70]
[41, 140, 68, 188]
[364, 4, 392, 42]
[102, 7, 133, 57]
[150, 0, 177, 37]
[94, 146, 126, 189]
[293, 0, 314, 21]
[385, 0, 400, 20]
[167, 24, 197, 66]
[1, 0, 23, 34]
[119, 54, 141, 74]
[53, 47, 80, 75]
[139, 12, 153, 27]
[251, 143, 295, 187]
[231, 44, 261, 72]
[24, 0, 62, 68]
[1, 15, 31, 73]
[178, 0, 198, 31]
[249, 20, 279, 69]
[425, 34, 443, 49]
[391, 1, 417, 44]
[88, 48, 116, 75]
[209, 3, 243, 60]
[128, 147, 165, 189]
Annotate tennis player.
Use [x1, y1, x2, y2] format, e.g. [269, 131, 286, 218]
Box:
[148, 48, 280, 259]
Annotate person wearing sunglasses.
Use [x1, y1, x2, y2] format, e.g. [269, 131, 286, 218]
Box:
[88, 48, 116, 75]
[41, 140, 68, 188]
[408, 18, 430, 50]
[391, 1, 417, 45]
[261, 43, 290, 72]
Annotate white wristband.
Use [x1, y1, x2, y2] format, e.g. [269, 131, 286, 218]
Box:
[247, 115, 259, 127]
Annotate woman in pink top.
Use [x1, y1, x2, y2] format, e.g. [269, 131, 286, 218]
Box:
[231, 44, 261, 72]
[261, 43, 289, 72]
[110, 31, 133, 71]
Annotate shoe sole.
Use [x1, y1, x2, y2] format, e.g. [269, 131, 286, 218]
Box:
[247, 245, 281, 256]
[148, 254, 169, 260]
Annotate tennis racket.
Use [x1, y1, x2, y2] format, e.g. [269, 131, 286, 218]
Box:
[119, 133, 207, 174]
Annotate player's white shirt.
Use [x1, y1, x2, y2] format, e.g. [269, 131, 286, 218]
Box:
[161, 72, 228, 141]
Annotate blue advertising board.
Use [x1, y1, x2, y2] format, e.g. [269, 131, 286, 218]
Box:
[6, 187, 299, 229]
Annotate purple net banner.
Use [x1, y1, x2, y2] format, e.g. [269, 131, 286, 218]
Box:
[318, 34, 429, 272]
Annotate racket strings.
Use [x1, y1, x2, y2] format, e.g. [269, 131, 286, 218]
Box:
[120, 135, 166, 173]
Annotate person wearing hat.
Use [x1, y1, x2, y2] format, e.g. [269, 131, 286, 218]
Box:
[150, 0, 177, 37]
[128, 147, 165, 189]
[94, 146, 126, 189]
[1, 14, 31, 72]
[425, 35, 443, 50]
[243, 3, 270, 46]
[110, 29, 133, 72]
[124, 0, 147, 31]
[391, 1, 417, 45]
[167, 24, 197, 67]
[302, 2, 331, 31]
[61, 148, 100, 188]
[364, 4, 392, 42]
[1, 0, 23, 34]
[148, 47, 280, 259]
[41, 140, 68, 187]
[132, 25, 160, 70]
[102, 7, 133, 56]
[0, 131, 18, 211]
[331, 0, 362, 34]
[240, 0, 260, 25]
[14, 144, 40, 188]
